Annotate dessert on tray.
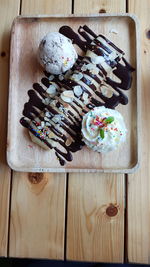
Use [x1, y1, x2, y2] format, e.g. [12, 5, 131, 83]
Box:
[20, 25, 135, 166]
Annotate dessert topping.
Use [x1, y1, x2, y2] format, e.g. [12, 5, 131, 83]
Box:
[73, 86, 83, 97]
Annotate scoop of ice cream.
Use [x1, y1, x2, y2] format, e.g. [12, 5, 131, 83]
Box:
[81, 106, 127, 153]
[38, 32, 77, 74]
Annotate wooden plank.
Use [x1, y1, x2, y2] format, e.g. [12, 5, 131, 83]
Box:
[127, 0, 150, 263]
[9, 172, 66, 259]
[67, 173, 125, 262]
[66, 0, 126, 262]
[8, 0, 72, 259]
[0, 0, 20, 256]
[21, 0, 72, 15]
[74, 0, 126, 14]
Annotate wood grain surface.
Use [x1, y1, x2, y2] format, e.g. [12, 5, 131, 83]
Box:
[21, 0, 71, 15]
[8, 0, 71, 259]
[0, 0, 20, 256]
[66, 0, 126, 263]
[9, 172, 66, 259]
[74, 0, 126, 14]
[127, 0, 150, 263]
[67, 173, 125, 262]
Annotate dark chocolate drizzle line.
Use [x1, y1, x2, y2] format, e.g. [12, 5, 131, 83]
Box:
[59, 26, 87, 52]
[21, 116, 83, 166]
[78, 26, 93, 42]
[93, 39, 112, 54]
[55, 152, 65, 166]
[83, 70, 102, 84]
[99, 34, 125, 55]
[20, 25, 135, 166]
[81, 25, 97, 38]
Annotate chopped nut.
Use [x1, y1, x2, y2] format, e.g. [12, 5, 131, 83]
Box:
[60, 90, 74, 103]
[71, 73, 83, 81]
[83, 92, 89, 104]
[73, 86, 83, 97]
[48, 132, 55, 138]
[91, 56, 104, 65]
[49, 75, 55, 81]
[63, 90, 74, 98]
[101, 86, 113, 98]
[65, 138, 72, 146]
[81, 64, 88, 71]
[83, 92, 88, 100]
[46, 84, 57, 95]
[109, 28, 118, 34]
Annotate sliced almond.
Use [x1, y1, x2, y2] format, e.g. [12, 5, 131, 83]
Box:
[60, 90, 74, 103]
[91, 56, 105, 65]
[65, 138, 72, 146]
[83, 92, 89, 104]
[83, 92, 88, 100]
[101, 86, 113, 98]
[86, 63, 94, 70]
[73, 86, 83, 97]
[62, 90, 74, 98]
[71, 73, 83, 81]
[46, 84, 57, 95]
[49, 75, 55, 81]
[89, 65, 99, 75]
[48, 132, 55, 139]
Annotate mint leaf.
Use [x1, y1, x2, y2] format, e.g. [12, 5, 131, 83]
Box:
[100, 128, 105, 139]
[104, 116, 114, 124]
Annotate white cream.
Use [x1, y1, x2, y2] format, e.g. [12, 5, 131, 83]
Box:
[81, 106, 127, 153]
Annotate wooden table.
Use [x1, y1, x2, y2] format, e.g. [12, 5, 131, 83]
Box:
[0, 0, 149, 263]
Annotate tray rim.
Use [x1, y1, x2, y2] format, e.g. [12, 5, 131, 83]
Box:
[7, 13, 141, 174]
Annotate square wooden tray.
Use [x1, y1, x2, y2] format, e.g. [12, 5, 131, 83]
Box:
[7, 14, 140, 173]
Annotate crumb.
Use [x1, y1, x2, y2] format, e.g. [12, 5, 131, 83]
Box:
[109, 29, 118, 34]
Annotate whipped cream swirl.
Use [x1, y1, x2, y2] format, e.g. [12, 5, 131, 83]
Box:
[81, 106, 127, 153]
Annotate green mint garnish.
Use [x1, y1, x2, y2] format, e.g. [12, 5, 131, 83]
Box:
[104, 116, 114, 124]
[100, 128, 105, 139]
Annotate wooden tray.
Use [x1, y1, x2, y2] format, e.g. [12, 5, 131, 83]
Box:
[7, 14, 140, 173]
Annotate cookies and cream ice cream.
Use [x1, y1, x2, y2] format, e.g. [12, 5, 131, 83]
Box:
[38, 32, 77, 74]
[81, 106, 127, 153]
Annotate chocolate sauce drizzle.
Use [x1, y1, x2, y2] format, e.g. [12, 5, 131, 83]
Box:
[20, 25, 135, 166]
